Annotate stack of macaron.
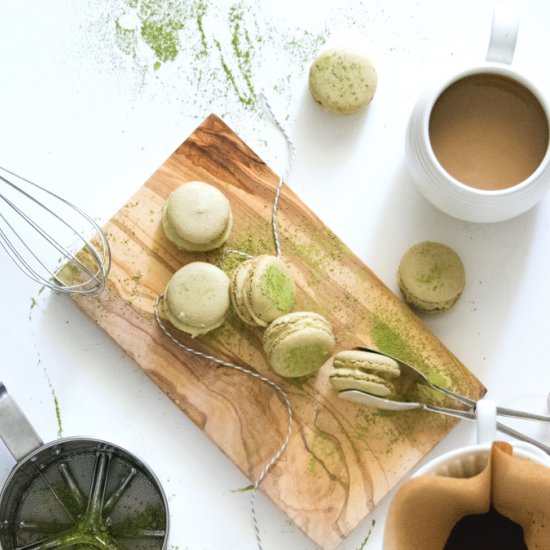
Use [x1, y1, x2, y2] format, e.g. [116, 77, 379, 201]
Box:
[329, 349, 401, 397]
[230, 255, 296, 327]
[162, 181, 233, 251]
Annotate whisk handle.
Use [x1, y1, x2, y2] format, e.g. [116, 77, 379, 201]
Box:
[0, 382, 43, 461]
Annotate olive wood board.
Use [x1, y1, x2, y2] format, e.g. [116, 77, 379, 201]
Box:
[66, 114, 485, 549]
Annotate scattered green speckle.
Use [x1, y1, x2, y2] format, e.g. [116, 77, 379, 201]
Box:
[260, 265, 295, 313]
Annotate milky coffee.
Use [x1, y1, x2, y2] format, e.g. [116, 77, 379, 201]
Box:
[429, 74, 549, 190]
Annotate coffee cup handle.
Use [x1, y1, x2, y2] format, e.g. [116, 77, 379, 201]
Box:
[486, 2, 520, 64]
[476, 399, 497, 444]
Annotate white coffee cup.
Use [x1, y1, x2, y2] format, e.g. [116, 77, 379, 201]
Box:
[413, 399, 550, 479]
[405, 3, 550, 223]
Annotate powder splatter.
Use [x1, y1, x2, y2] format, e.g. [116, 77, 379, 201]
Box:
[37, 352, 64, 438]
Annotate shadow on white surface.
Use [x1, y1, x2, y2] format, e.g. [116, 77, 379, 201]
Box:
[293, 86, 373, 168]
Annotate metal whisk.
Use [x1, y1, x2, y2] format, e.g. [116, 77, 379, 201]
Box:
[0, 166, 110, 296]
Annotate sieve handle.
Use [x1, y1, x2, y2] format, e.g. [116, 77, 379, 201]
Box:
[0, 382, 43, 462]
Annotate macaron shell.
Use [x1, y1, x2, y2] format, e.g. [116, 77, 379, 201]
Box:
[398, 241, 465, 313]
[309, 48, 377, 115]
[329, 368, 394, 397]
[162, 296, 225, 337]
[164, 262, 230, 337]
[162, 205, 233, 252]
[267, 328, 335, 377]
[263, 312, 336, 378]
[333, 350, 401, 380]
[263, 314, 333, 358]
[229, 260, 259, 326]
[246, 256, 296, 324]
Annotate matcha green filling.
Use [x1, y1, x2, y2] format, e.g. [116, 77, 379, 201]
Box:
[260, 265, 295, 312]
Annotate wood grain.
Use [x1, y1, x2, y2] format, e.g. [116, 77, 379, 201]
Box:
[68, 114, 485, 549]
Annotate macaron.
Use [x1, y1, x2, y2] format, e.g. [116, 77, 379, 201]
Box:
[309, 47, 377, 115]
[398, 241, 465, 313]
[329, 349, 400, 397]
[162, 262, 230, 337]
[230, 255, 296, 327]
[162, 181, 233, 251]
[263, 312, 335, 378]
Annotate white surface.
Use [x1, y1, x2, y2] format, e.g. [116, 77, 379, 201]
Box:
[1, 1, 550, 549]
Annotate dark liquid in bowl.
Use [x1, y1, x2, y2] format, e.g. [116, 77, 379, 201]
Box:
[444, 506, 527, 550]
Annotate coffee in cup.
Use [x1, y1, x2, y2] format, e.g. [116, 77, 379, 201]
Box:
[429, 73, 549, 191]
[405, 4, 550, 223]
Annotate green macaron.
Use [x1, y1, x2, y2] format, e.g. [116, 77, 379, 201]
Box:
[230, 255, 296, 327]
[329, 349, 400, 397]
[263, 312, 335, 378]
[309, 48, 377, 115]
[162, 262, 230, 337]
[162, 181, 233, 251]
[398, 241, 465, 313]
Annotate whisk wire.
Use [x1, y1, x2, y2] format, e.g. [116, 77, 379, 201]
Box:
[0, 167, 110, 296]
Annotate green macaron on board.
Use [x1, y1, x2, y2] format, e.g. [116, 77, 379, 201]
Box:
[329, 349, 401, 397]
[263, 312, 335, 378]
[398, 241, 465, 313]
[162, 181, 233, 251]
[230, 255, 296, 327]
[162, 261, 230, 337]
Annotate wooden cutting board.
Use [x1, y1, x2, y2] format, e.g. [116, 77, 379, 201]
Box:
[66, 114, 485, 549]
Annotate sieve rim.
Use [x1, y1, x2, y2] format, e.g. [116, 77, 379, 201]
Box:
[0, 435, 170, 550]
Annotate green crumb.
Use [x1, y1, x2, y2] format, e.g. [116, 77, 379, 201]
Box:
[29, 297, 38, 320]
[260, 265, 295, 312]
[231, 484, 254, 493]
[307, 455, 317, 473]
[154, 60, 161, 70]
[357, 519, 376, 549]
[115, 18, 138, 59]
[52, 391, 63, 438]
[195, 0, 208, 56]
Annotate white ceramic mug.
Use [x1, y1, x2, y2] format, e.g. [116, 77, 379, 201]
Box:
[413, 399, 550, 479]
[405, 4, 550, 223]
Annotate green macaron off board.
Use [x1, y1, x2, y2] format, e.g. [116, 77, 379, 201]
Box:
[309, 48, 377, 115]
[398, 241, 466, 313]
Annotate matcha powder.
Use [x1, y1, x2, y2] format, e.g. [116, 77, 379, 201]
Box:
[261, 265, 296, 312]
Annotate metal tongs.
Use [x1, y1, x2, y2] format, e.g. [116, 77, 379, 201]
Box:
[338, 347, 550, 455]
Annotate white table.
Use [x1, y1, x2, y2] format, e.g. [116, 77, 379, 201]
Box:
[1, 1, 549, 548]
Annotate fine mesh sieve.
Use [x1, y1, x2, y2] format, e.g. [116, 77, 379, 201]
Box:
[0, 383, 169, 550]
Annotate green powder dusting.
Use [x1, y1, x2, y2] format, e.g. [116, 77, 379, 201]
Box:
[37, 352, 64, 439]
[357, 519, 376, 549]
[195, 0, 208, 56]
[371, 316, 417, 365]
[260, 265, 295, 312]
[105, 0, 329, 131]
